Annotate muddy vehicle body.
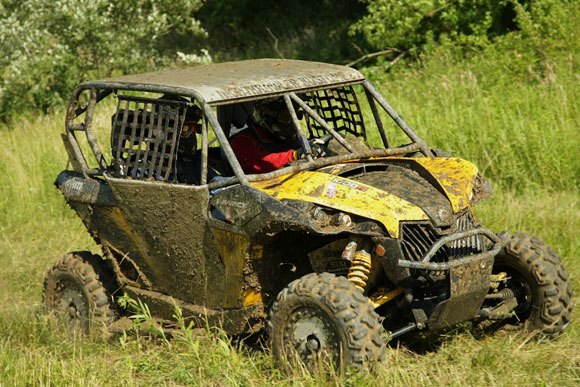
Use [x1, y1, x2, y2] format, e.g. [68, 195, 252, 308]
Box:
[45, 59, 572, 371]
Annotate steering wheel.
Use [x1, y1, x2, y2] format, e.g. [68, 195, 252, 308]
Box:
[308, 134, 333, 158]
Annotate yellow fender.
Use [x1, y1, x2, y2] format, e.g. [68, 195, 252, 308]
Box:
[251, 171, 428, 238]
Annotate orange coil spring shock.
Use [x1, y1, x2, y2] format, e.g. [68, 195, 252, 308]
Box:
[347, 250, 372, 292]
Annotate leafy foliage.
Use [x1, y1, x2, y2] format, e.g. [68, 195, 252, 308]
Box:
[0, 0, 208, 120]
[0, 0, 576, 121]
[350, 0, 541, 54]
[349, 0, 578, 77]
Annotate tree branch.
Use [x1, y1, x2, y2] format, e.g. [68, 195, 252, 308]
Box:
[265, 27, 284, 59]
[346, 48, 401, 67]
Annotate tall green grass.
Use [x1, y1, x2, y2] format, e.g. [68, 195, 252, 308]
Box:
[371, 48, 579, 193]
[1, 37, 579, 386]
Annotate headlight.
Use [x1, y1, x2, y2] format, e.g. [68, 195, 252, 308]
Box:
[334, 213, 352, 227]
[312, 207, 331, 225]
[311, 207, 352, 228]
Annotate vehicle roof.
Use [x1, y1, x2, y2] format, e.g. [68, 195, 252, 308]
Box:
[81, 59, 365, 104]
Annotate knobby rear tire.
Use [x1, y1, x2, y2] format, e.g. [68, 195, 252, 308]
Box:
[43, 251, 116, 335]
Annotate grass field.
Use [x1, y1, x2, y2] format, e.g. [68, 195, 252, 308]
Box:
[1, 41, 579, 384]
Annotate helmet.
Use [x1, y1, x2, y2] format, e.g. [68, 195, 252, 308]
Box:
[253, 98, 298, 141]
[182, 105, 203, 134]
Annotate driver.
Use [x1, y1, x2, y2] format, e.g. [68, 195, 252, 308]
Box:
[229, 98, 323, 174]
[177, 104, 202, 159]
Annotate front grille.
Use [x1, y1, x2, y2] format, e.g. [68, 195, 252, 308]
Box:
[448, 213, 484, 258]
[400, 213, 484, 263]
[400, 223, 449, 263]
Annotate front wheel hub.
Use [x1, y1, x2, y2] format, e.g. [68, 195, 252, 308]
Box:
[285, 307, 339, 363]
[306, 335, 321, 352]
[67, 304, 78, 319]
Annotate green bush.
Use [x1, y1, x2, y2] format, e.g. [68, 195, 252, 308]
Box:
[351, 0, 514, 53]
[0, 0, 208, 121]
[350, 0, 574, 57]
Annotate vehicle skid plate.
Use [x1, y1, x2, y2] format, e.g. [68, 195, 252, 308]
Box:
[427, 255, 494, 331]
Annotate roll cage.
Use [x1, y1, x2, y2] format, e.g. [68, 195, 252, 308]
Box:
[63, 75, 433, 189]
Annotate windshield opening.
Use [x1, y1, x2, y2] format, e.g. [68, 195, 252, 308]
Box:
[204, 82, 429, 188]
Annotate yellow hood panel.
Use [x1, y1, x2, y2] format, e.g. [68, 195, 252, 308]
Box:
[250, 171, 428, 237]
[413, 157, 479, 212]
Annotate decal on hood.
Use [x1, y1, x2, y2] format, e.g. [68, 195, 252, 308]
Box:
[251, 171, 428, 237]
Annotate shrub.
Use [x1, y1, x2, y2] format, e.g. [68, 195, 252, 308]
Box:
[0, 0, 208, 121]
[350, 0, 574, 57]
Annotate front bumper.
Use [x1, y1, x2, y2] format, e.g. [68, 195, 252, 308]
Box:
[397, 227, 503, 271]
[395, 227, 505, 330]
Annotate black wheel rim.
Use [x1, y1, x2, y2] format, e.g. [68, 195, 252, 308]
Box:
[507, 270, 533, 318]
[54, 279, 89, 331]
[494, 265, 534, 321]
[282, 306, 341, 369]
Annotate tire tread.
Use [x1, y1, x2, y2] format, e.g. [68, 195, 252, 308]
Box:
[43, 251, 115, 332]
[269, 273, 386, 372]
[499, 232, 573, 336]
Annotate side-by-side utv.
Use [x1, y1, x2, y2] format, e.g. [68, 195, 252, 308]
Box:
[45, 59, 572, 372]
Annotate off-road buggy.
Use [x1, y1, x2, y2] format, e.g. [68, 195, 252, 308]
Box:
[45, 59, 572, 371]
